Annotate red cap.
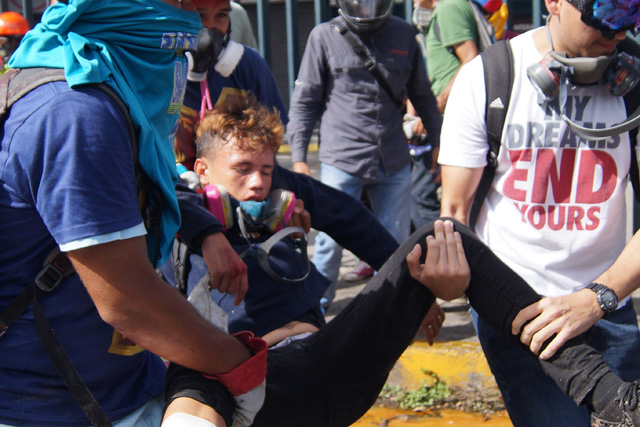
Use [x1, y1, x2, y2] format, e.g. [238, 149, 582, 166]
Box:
[483, 0, 502, 14]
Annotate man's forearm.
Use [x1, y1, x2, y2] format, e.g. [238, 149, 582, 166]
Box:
[594, 228, 640, 300]
[69, 236, 250, 375]
[440, 165, 484, 225]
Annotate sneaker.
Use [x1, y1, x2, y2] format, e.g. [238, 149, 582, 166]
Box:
[592, 382, 640, 427]
[344, 261, 375, 282]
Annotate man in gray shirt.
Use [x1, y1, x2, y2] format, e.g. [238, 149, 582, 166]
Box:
[287, 0, 442, 306]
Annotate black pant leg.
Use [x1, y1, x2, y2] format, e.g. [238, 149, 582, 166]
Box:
[449, 219, 613, 406]
[253, 221, 438, 426]
[253, 219, 613, 426]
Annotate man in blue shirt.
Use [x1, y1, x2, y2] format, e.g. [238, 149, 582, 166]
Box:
[0, 1, 264, 425]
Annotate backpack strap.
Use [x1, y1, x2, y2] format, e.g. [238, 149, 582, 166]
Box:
[330, 18, 404, 108]
[618, 38, 640, 203]
[0, 249, 112, 426]
[430, 19, 455, 56]
[0, 68, 152, 427]
[468, 0, 497, 51]
[430, 0, 496, 57]
[469, 39, 514, 229]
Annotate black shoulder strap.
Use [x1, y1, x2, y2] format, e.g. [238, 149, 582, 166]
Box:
[618, 38, 640, 202]
[0, 68, 145, 426]
[430, 18, 456, 57]
[0, 249, 112, 426]
[330, 18, 404, 108]
[469, 40, 514, 229]
[0, 68, 164, 267]
[0, 68, 137, 151]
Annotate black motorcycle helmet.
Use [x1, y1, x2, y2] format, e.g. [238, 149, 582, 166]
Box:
[338, 0, 394, 33]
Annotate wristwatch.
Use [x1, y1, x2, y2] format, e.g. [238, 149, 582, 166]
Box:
[586, 283, 618, 313]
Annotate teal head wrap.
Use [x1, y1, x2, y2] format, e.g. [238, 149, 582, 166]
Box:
[9, 0, 201, 265]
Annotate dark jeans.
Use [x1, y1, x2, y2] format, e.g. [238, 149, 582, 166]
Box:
[472, 302, 640, 427]
[410, 151, 440, 230]
[251, 219, 613, 426]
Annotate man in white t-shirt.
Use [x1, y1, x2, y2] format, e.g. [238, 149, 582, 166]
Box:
[438, 0, 640, 424]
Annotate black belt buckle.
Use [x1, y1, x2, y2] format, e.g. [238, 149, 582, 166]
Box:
[35, 263, 65, 292]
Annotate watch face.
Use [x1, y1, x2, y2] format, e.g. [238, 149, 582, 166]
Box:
[599, 290, 618, 311]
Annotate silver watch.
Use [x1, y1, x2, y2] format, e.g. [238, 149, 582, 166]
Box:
[586, 283, 618, 313]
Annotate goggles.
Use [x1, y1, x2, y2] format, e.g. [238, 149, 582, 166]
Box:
[570, 0, 640, 38]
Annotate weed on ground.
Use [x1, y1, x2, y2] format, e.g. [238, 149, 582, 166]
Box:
[378, 369, 505, 418]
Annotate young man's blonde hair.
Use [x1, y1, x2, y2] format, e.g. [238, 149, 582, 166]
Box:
[195, 96, 284, 160]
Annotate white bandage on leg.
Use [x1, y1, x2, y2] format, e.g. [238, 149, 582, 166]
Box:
[161, 412, 221, 427]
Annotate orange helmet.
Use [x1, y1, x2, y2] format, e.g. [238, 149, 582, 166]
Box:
[0, 12, 30, 37]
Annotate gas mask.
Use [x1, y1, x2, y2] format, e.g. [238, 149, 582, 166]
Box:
[203, 184, 297, 233]
[527, 50, 640, 99]
[526, 21, 640, 140]
[412, 6, 433, 33]
[186, 26, 245, 81]
[203, 184, 309, 284]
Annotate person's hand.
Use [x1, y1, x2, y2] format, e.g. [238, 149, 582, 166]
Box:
[413, 117, 426, 136]
[293, 161, 311, 176]
[421, 302, 445, 345]
[288, 199, 311, 233]
[201, 232, 248, 306]
[406, 220, 470, 301]
[511, 289, 604, 360]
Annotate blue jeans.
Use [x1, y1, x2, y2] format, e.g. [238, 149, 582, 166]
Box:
[471, 301, 640, 427]
[410, 150, 440, 230]
[0, 394, 165, 427]
[313, 162, 411, 305]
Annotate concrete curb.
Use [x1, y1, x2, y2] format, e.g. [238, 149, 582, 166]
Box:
[387, 341, 496, 390]
[277, 142, 318, 154]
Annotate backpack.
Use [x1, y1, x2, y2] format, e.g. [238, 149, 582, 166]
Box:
[431, 0, 497, 56]
[0, 67, 163, 427]
[469, 38, 640, 229]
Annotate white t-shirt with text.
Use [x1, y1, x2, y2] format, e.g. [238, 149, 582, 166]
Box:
[439, 29, 634, 297]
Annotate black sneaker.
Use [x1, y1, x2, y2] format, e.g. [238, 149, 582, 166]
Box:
[592, 381, 640, 427]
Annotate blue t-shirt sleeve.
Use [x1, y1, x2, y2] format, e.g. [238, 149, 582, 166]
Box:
[1, 82, 142, 245]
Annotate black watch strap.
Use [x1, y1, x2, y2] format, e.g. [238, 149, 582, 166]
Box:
[586, 282, 607, 293]
[586, 282, 618, 313]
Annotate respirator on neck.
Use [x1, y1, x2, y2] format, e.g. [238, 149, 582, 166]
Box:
[203, 184, 310, 285]
[526, 20, 640, 140]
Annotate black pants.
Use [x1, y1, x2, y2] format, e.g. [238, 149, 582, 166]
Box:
[252, 218, 612, 426]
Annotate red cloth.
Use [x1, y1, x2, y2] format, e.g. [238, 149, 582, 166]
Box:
[203, 331, 268, 396]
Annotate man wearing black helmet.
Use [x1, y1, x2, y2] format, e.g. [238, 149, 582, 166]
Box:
[438, 0, 640, 423]
[287, 0, 442, 308]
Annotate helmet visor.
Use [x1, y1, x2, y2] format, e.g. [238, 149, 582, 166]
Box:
[340, 0, 394, 22]
[577, 0, 640, 37]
